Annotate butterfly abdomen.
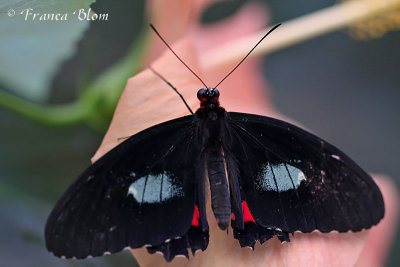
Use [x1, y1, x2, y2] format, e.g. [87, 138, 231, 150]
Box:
[206, 146, 231, 230]
[198, 107, 232, 230]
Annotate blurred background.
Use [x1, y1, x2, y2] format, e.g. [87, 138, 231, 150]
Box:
[0, 0, 399, 266]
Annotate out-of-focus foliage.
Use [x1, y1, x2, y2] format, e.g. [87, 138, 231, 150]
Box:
[0, 0, 148, 132]
[0, 0, 95, 101]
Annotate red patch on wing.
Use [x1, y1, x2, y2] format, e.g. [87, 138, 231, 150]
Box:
[242, 201, 256, 222]
[231, 212, 235, 220]
[192, 205, 200, 226]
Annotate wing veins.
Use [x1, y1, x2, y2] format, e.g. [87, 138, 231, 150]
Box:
[160, 171, 164, 202]
[268, 163, 289, 231]
[141, 174, 149, 204]
[331, 159, 375, 226]
[283, 163, 309, 229]
[243, 115, 377, 198]
[233, 121, 348, 230]
[230, 127, 258, 196]
[230, 120, 347, 231]
[134, 123, 196, 179]
[315, 157, 359, 230]
[230, 115, 382, 231]
[323, 162, 369, 228]
[232, 115, 377, 208]
[230, 122, 289, 164]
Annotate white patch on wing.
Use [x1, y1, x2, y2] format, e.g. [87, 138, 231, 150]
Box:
[127, 185, 139, 198]
[331, 154, 341, 160]
[127, 171, 183, 203]
[256, 163, 306, 192]
[297, 170, 306, 184]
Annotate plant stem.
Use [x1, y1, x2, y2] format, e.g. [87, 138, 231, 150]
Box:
[0, 90, 90, 126]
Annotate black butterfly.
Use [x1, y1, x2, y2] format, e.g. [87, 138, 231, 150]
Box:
[45, 24, 384, 262]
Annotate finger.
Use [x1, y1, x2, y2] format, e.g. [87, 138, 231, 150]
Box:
[355, 175, 399, 267]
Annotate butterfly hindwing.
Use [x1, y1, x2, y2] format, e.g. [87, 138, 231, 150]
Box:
[45, 115, 201, 259]
[226, 112, 384, 235]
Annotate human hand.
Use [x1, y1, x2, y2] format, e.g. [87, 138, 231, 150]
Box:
[92, 2, 399, 266]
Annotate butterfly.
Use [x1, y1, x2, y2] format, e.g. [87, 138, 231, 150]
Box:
[45, 24, 384, 262]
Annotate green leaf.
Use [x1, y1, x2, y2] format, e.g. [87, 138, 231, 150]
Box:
[0, 26, 148, 129]
[0, 0, 96, 102]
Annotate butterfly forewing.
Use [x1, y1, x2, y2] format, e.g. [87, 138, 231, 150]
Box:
[226, 112, 384, 234]
[45, 115, 200, 259]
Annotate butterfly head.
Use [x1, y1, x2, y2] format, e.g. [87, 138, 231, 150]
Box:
[197, 88, 220, 110]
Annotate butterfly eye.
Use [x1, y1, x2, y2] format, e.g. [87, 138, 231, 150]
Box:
[197, 88, 207, 100]
[213, 88, 220, 97]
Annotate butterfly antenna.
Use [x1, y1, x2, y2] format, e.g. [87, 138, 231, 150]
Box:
[150, 24, 209, 88]
[214, 23, 281, 88]
[150, 67, 194, 115]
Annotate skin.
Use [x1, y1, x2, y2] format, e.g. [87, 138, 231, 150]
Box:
[91, 40, 398, 267]
[92, 1, 399, 266]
